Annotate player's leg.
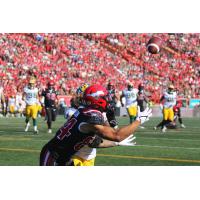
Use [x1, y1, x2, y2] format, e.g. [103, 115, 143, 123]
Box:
[177, 108, 185, 128]
[10, 105, 15, 117]
[36, 104, 40, 118]
[154, 120, 164, 129]
[46, 107, 52, 133]
[25, 106, 31, 132]
[162, 108, 174, 132]
[138, 103, 145, 112]
[138, 105, 145, 129]
[6, 105, 11, 117]
[52, 108, 57, 122]
[32, 105, 39, 134]
[168, 108, 174, 123]
[72, 156, 95, 166]
[49, 108, 57, 133]
[161, 108, 170, 132]
[127, 106, 136, 124]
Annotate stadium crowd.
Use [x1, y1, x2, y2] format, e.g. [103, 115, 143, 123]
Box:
[0, 33, 199, 106]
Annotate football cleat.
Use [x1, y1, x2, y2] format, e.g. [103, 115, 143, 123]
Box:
[25, 122, 30, 132]
[161, 126, 167, 133]
[33, 126, 39, 134]
[48, 129, 52, 133]
[181, 124, 186, 128]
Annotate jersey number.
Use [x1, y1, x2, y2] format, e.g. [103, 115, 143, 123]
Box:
[74, 136, 94, 151]
[27, 93, 36, 98]
[57, 118, 77, 140]
[167, 97, 174, 102]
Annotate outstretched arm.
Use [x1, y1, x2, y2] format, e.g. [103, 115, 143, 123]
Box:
[80, 107, 152, 142]
[89, 135, 136, 148]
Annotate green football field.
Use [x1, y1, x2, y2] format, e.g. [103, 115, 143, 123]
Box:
[0, 116, 200, 166]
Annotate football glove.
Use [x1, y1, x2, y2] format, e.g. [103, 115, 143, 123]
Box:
[115, 135, 136, 146]
[136, 106, 152, 124]
[159, 104, 163, 110]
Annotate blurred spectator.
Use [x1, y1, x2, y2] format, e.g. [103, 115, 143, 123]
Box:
[0, 33, 199, 106]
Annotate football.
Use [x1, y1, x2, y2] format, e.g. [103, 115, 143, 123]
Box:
[147, 36, 163, 54]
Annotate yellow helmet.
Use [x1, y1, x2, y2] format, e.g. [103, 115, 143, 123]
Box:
[76, 83, 89, 95]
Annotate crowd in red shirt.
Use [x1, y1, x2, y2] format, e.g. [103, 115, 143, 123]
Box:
[0, 33, 199, 104]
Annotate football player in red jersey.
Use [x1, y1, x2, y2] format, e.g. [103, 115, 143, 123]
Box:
[173, 100, 186, 128]
[137, 83, 149, 129]
[0, 84, 5, 116]
[40, 84, 152, 166]
[106, 81, 118, 129]
[41, 81, 58, 133]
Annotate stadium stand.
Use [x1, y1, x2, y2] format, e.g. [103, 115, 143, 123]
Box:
[0, 33, 199, 104]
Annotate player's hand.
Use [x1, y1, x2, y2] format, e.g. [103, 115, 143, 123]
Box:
[116, 135, 136, 146]
[136, 106, 152, 124]
[159, 104, 163, 110]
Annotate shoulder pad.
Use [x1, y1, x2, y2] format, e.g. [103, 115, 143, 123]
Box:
[82, 108, 104, 125]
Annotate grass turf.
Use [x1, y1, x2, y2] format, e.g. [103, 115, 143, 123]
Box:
[0, 116, 200, 166]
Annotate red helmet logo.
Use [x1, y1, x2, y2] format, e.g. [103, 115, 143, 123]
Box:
[84, 84, 108, 111]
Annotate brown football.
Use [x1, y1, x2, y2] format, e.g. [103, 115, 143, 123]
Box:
[147, 36, 162, 54]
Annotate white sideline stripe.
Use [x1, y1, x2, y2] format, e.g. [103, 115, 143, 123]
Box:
[136, 144, 200, 150]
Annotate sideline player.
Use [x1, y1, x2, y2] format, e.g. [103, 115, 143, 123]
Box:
[42, 81, 58, 133]
[0, 84, 5, 117]
[16, 89, 26, 118]
[23, 77, 39, 134]
[7, 94, 16, 117]
[137, 83, 149, 112]
[173, 100, 186, 128]
[154, 84, 177, 133]
[137, 83, 149, 129]
[120, 82, 138, 124]
[106, 81, 118, 129]
[40, 84, 152, 166]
